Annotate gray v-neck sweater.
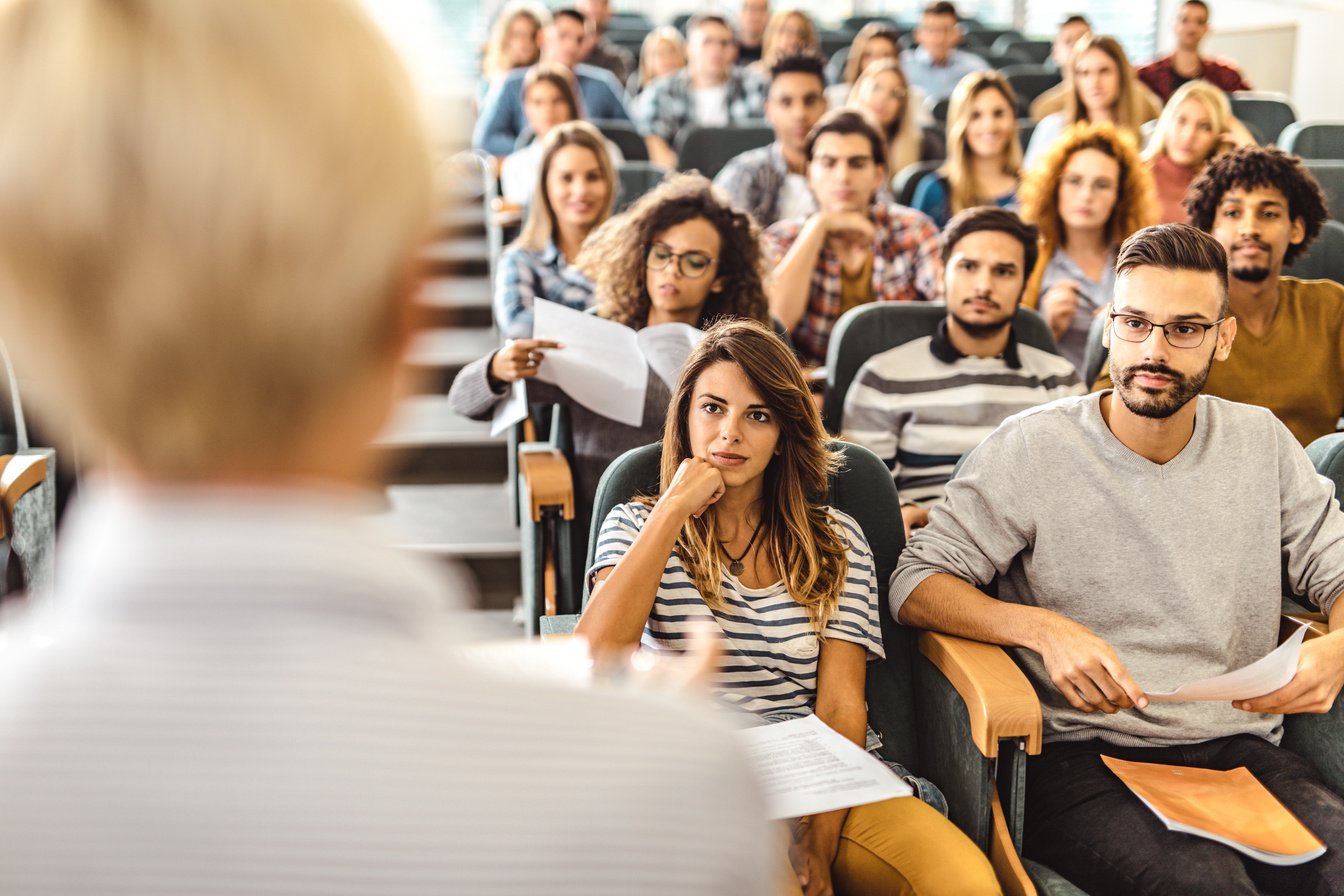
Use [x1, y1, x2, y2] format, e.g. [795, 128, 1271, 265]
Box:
[892, 392, 1344, 747]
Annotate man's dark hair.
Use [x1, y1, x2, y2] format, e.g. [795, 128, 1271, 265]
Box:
[942, 207, 1039, 277]
[1059, 13, 1090, 29]
[1184, 146, 1328, 267]
[923, 1, 960, 20]
[768, 52, 826, 88]
[687, 13, 732, 36]
[1116, 224, 1230, 315]
[553, 7, 586, 28]
[804, 109, 887, 170]
[1180, 0, 1210, 13]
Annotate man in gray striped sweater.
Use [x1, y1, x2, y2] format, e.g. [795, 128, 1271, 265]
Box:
[842, 207, 1083, 536]
[0, 2, 772, 893]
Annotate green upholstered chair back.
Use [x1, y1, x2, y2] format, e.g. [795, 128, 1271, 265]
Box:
[821, 302, 1059, 434]
[583, 439, 919, 766]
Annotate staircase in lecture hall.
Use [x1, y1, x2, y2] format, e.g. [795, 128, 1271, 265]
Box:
[371, 192, 524, 632]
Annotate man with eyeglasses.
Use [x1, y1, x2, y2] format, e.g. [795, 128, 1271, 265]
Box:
[763, 109, 942, 368]
[893, 223, 1344, 895]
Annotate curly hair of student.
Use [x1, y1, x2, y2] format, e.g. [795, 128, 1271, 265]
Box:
[575, 172, 769, 328]
[1183, 146, 1328, 266]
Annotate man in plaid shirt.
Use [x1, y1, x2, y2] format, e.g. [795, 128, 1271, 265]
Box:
[764, 109, 942, 368]
[635, 14, 766, 169]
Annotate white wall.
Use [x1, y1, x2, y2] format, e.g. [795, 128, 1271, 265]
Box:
[1156, 0, 1344, 121]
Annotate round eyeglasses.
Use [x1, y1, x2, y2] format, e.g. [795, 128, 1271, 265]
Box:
[1109, 312, 1226, 349]
[646, 243, 716, 279]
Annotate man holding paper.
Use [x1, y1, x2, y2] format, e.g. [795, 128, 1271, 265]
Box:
[892, 223, 1344, 895]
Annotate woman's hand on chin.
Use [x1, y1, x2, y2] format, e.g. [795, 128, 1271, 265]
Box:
[661, 457, 726, 520]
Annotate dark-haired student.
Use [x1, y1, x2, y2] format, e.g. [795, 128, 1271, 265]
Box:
[714, 53, 828, 229]
[578, 318, 1001, 896]
[763, 109, 942, 369]
[903, 1, 988, 103]
[1135, 0, 1251, 103]
[636, 14, 766, 169]
[843, 208, 1082, 538]
[894, 223, 1344, 896]
[473, 7, 634, 158]
[1097, 147, 1344, 445]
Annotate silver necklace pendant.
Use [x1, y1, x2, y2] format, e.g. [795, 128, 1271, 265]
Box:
[729, 560, 745, 576]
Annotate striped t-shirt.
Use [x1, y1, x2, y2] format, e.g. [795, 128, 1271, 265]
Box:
[591, 502, 884, 716]
[842, 330, 1083, 507]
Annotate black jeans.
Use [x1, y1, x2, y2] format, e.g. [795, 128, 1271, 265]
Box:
[1023, 735, 1344, 896]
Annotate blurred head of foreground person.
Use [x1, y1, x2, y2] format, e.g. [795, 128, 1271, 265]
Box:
[0, 1, 772, 892]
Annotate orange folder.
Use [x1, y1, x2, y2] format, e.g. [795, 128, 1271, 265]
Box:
[1102, 755, 1325, 866]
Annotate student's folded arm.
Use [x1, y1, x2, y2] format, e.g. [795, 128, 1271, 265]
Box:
[445, 352, 567, 420]
[764, 217, 827, 332]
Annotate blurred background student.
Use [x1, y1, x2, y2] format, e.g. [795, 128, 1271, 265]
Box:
[752, 8, 818, 77]
[629, 26, 687, 96]
[848, 60, 941, 181]
[478, 0, 548, 103]
[1142, 80, 1254, 224]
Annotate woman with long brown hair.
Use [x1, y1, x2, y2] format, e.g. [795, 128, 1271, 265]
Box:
[577, 319, 1000, 896]
[1024, 34, 1153, 168]
[449, 173, 769, 555]
[1019, 121, 1158, 370]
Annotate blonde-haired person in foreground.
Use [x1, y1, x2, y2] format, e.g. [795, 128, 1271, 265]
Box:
[0, 1, 771, 893]
[578, 319, 1001, 896]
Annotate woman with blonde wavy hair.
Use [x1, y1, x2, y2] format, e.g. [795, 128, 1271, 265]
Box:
[913, 71, 1022, 228]
[1024, 34, 1152, 168]
[753, 9, 819, 75]
[577, 318, 1000, 896]
[1143, 79, 1255, 223]
[848, 59, 938, 180]
[479, 1, 549, 98]
[1019, 121, 1158, 371]
[448, 173, 769, 568]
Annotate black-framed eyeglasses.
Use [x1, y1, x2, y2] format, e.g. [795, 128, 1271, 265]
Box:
[646, 243, 716, 279]
[1109, 312, 1226, 349]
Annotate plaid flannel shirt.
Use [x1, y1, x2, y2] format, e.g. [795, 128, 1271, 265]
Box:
[763, 203, 943, 367]
[635, 68, 766, 145]
[493, 242, 595, 339]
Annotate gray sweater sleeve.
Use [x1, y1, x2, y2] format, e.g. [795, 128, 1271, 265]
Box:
[888, 416, 1036, 618]
[1277, 422, 1344, 614]
[445, 354, 506, 421]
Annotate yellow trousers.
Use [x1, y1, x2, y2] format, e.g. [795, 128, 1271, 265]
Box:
[778, 795, 1001, 895]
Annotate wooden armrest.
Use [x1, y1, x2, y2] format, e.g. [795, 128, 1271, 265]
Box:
[517, 445, 574, 523]
[1282, 612, 1329, 641]
[918, 630, 1043, 758]
[989, 787, 1038, 896]
[0, 453, 46, 538]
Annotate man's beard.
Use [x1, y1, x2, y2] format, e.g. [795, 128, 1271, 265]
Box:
[1112, 357, 1213, 419]
[950, 305, 1013, 340]
[1231, 263, 1272, 284]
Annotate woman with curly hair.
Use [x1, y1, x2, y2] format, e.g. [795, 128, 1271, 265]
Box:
[912, 71, 1022, 228]
[1024, 34, 1153, 169]
[1018, 121, 1157, 371]
[449, 172, 771, 557]
[578, 318, 1000, 896]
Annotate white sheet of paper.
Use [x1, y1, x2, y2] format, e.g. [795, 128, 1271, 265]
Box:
[637, 322, 704, 389]
[532, 300, 649, 427]
[489, 380, 529, 437]
[1146, 623, 1310, 703]
[735, 714, 912, 820]
[450, 636, 594, 688]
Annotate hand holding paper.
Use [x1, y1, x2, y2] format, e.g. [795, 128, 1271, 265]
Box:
[1146, 623, 1310, 704]
[1234, 624, 1344, 715]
